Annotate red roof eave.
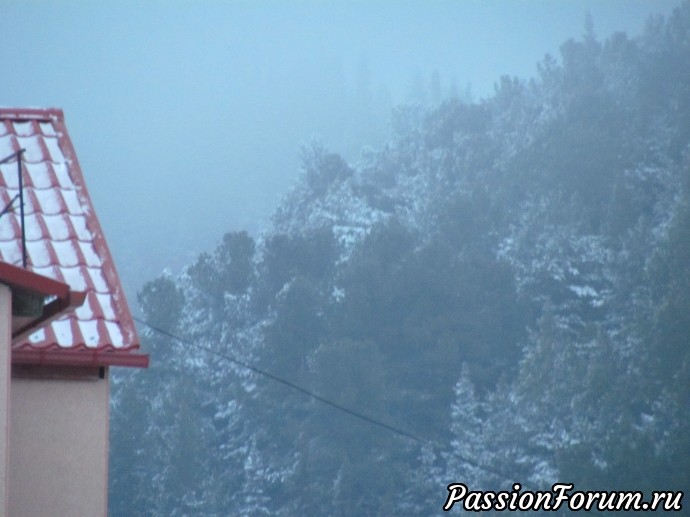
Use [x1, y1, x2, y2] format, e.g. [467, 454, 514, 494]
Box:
[11, 290, 86, 344]
[0, 260, 84, 345]
[12, 347, 149, 368]
[0, 261, 70, 299]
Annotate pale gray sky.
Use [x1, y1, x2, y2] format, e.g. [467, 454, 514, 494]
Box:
[0, 0, 681, 298]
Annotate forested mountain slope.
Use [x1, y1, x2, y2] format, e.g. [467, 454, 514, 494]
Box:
[110, 5, 690, 515]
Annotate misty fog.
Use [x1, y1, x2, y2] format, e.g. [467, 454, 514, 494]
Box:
[1, 1, 680, 299]
[4, 1, 689, 515]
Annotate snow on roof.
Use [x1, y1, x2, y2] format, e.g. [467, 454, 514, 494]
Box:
[0, 108, 147, 368]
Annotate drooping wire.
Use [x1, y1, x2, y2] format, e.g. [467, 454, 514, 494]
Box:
[133, 316, 523, 483]
[132, 316, 607, 515]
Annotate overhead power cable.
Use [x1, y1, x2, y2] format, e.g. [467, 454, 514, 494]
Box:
[134, 316, 427, 445]
[132, 315, 605, 515]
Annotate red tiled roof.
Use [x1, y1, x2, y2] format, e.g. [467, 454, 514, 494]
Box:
[0, 108, 148, 368]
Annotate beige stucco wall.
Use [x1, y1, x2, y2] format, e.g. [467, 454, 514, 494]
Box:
[0, 285, 10, 516]
[9, 368, 109, 517]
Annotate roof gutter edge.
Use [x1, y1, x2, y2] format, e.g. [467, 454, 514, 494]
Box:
[12, 348, 150, 368]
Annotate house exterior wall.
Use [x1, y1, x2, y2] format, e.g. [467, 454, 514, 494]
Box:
[0, 285, 10, 517]
[8, 367, 109, 517]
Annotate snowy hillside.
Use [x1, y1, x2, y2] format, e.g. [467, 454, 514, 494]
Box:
[110, 5, 690, 515]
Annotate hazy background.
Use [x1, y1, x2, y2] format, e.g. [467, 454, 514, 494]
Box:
[0, 0, 681, 300]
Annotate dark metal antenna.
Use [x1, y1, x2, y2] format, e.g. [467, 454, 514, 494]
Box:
[0, 149, 28, 268]
[18, 149, 26, 268]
